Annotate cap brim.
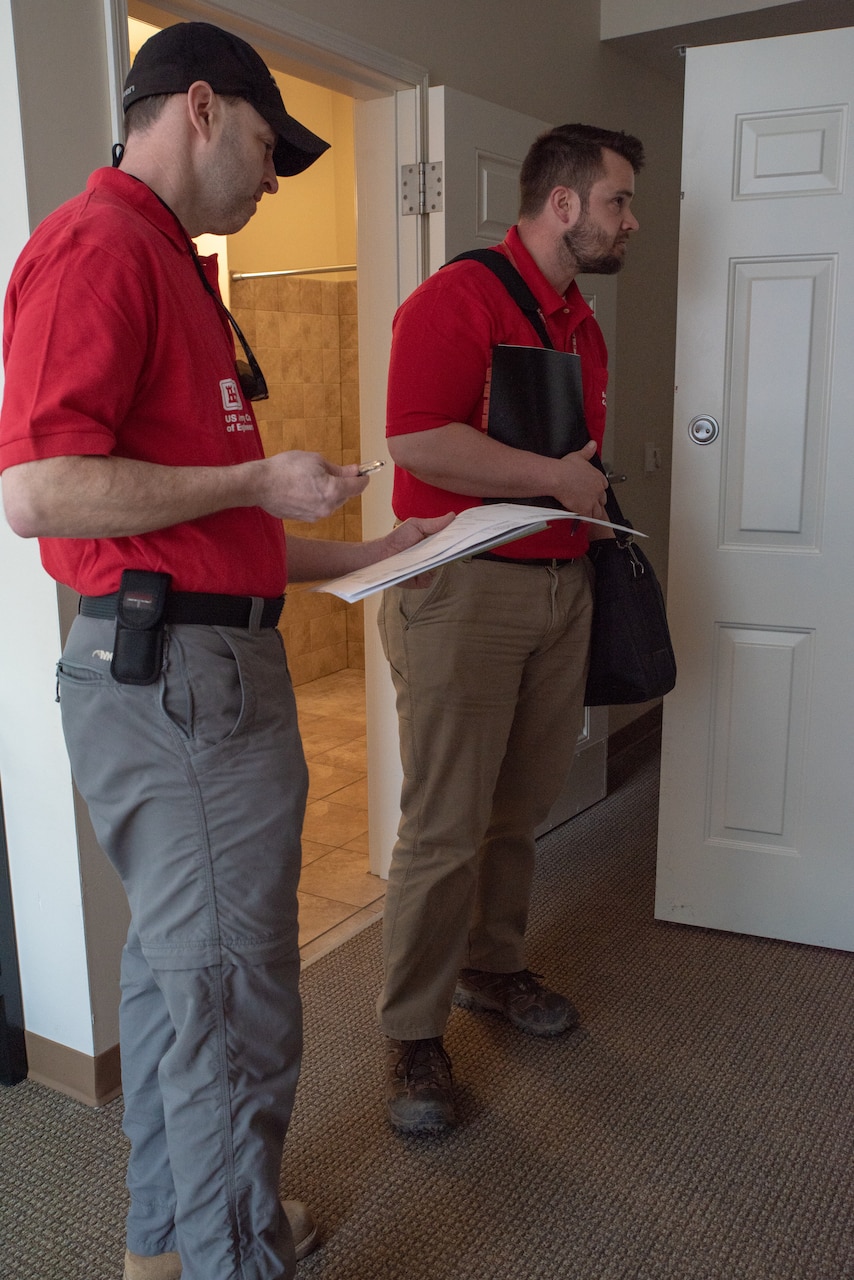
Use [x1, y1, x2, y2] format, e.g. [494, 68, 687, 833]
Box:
[266, 106, 330, 177]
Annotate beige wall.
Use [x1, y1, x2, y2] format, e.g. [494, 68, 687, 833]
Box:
[250, 0, 674, 123]
[230, 274, 365, 685]
[601, 0, 790, 38]
[229, 75, 356, 276]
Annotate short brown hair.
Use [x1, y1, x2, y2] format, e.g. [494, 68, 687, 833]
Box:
[124, 93, 171, 138]
[124, 90, 244, 139]
[519, 123, 645, 218]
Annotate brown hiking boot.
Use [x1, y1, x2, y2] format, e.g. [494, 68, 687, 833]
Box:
[123, 1201, 317, 1278]
[282, 1199, 320, 1261]
[454, 968, 580, 1036]
[123, 1252, 181, 1280]
[385, 1036, 456, 1134]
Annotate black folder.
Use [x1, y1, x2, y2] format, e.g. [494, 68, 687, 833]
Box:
[485, 344, 590, 509]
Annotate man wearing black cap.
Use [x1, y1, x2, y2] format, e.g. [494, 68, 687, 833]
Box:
[0, 22, 447, 1280]
[121, 20, 331, 179]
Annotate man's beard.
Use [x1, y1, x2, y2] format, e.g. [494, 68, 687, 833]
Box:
[562, 215, 627, 276]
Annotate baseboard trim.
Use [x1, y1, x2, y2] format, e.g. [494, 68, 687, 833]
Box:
[608, 703, 662, 758]
[606, 704, 662, 792]
[24, 1031, 121, 1107]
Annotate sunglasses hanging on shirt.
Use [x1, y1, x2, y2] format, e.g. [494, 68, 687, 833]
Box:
[183, 238, 269, 403]
[218, 306, 269, 403]
[134, 175, 270, 402]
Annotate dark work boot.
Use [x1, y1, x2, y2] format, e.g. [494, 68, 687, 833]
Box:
[454, 968, 580, 1036]
[385, 1036, 456, 1134]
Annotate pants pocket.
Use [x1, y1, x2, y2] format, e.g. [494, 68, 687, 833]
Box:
[161, 628, 247, 747]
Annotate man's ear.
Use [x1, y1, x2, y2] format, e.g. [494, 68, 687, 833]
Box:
[550, 185, 582, 228]
[185, 80, 219, 142]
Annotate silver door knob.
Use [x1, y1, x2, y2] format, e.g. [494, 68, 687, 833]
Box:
[688, 415, 720, 445]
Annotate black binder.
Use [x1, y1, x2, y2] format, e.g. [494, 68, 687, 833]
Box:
[447, 249, 592, 510]
[486, 344, 589, 508]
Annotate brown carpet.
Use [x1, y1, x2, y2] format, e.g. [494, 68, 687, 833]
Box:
[2, 741, 853, 1279]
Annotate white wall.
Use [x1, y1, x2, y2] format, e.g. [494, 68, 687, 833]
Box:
[0, 0, 94, 1055]
[0, 0, 128, 1058]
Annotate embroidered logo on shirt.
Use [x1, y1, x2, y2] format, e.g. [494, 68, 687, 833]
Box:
[220, 379, 255, 433]
[220, 379, 243, 410]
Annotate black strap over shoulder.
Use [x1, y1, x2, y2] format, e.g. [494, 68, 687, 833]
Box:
[445, 248, 628, 530]
[445, 249, 554, 350]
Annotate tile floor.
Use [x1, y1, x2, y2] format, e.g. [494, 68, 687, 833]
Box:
[294, 668, 387, 967]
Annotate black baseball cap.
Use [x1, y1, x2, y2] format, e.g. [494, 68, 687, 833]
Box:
[123, 22, 330, 177]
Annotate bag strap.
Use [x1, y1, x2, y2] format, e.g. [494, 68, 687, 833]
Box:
[446, 248, 630, 533]
[445, 249, 554, 349]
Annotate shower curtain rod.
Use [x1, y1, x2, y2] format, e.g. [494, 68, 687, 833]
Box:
[230, 265, 357, 280]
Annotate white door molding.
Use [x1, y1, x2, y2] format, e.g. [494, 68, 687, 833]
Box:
[126, 0, 428, 100]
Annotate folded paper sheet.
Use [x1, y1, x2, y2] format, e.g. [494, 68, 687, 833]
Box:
[313, 503, 645, 604]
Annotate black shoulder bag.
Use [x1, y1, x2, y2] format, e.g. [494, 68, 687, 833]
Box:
[447, 249, 677, 705]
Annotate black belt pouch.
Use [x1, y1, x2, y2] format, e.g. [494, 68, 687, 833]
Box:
[109, 570, 171, 685]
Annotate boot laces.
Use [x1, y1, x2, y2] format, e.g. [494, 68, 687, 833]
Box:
[398, 1037, 452, 1086]
[510, 969, 546, 993]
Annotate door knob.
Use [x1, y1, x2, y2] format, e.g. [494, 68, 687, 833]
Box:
[688, 414, 720, 445]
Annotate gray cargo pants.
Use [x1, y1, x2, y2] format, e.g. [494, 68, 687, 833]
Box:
[58, 616, 308, 1280]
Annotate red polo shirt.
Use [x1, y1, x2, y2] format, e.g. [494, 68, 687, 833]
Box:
[0, 168, 287, 596]
[385, 225, 608, 559]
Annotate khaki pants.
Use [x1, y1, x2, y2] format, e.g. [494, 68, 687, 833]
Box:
[378, 555, 593, 1040]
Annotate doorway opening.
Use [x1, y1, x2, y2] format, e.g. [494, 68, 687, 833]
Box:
[128, 13, 384, 959]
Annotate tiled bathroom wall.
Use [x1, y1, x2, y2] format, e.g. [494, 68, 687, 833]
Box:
[230, 274, 364, 686]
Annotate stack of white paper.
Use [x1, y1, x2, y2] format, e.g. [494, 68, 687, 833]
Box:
[313, 503, 645, 604]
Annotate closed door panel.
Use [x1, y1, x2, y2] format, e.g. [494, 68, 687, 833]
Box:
[657, 27, 854, 949]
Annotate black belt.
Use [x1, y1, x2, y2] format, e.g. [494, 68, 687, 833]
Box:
[79, 591, 285, 629]
[473, 551, 576, 568]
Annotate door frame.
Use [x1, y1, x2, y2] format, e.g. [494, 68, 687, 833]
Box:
[119, 0, 428, 124]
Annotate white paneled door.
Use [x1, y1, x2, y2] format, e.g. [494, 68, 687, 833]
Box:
[656, 27, 854, 949]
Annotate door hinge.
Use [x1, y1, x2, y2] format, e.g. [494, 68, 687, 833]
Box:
[400, 161, 444, 215]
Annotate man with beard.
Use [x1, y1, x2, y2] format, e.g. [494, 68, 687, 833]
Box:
[377, 123, 644, 1134]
